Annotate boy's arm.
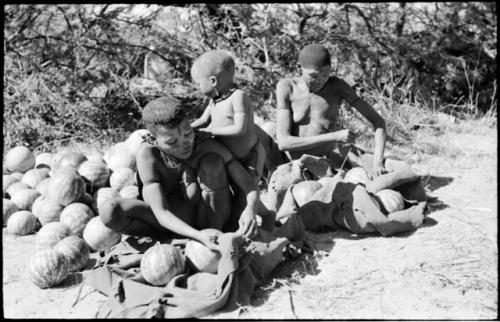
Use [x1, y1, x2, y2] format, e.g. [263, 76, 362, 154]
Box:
[137, 145, 217, 249]
[275, 79, 354, 152]
[338, 79, 387, 176]
[190, 104, 212, 129]
[208, 90, 250, 137]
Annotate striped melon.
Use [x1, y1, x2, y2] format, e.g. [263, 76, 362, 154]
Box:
[60, 203, 94, 236]
[32, 196, 64, 225]
[7, 210, 38, 235]
[109, 167, 135, 191]
[29, 249, 69, 289]
[6, 182, 31, 198]
[185, 229, 222, 274]
[5, 146, 36, 173]
[141, 243, 185, 286]
[3, 199, 19, 226]
[78, 160, 110, 192]
[21, 168, 50, 189]
[36, 222, 72, 249]
[374, 189, 405, 214]
[10, 188, 41, 210]
[343, 167, 370, 186]
[35, 152, 53, 169]
[3, 174, 20, 193]
[105, 142, 136, 171]
[83, 217, 122, 252]
[10, 172, 25, 181]
[92, 187, 120, 213]
[35, 177, 52, 196]
[47, 168, 85, 206]
[119, 185, 139, 199]
[54, 236, 90, 272]
[53, 151, 87, 171]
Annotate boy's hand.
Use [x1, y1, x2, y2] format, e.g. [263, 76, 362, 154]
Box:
[333, 129, 356, 144]
[237, 207, 258, 239]
[372, 160, 387, 177]
[196, 230, 220, 251]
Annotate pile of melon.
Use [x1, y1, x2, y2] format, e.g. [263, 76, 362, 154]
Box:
[2, 130, 148, 289]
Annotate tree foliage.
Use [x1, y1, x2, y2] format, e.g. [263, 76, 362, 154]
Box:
[3, 3, 497, 151]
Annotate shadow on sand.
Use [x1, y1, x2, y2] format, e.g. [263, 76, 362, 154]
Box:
[424, 175, 454, 192]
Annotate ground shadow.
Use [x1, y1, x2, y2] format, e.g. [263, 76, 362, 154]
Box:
[424, 176, 454, 192]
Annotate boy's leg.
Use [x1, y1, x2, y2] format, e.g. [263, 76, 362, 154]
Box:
[196, 153, 232, 231]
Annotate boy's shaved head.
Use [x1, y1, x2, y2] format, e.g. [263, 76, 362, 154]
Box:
[191, 50, 235, 80]
[298, 44, 331, 69]
[142, 95, 187, 132]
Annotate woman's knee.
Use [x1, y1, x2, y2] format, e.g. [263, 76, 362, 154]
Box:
[99, 197, 132, 232]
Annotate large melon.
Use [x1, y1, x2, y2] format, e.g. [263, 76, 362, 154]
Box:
[6, 182, 31, 198]
[60, 203, 94, 236]
[92, 187, 120, 213]
[291, 180, 323, 207]
[10, 172, 25, 181]
[343, 167, 370, 186]
[21, 168, 50, 189]
[35, 152, 53, 169]
[32, 196, 64, 225]
[119, 185, 139, 199]
[35, 177, 52, 196]
[54, 236, 90, 272]
[53, 151, 87, 171]
[125, 129, 150, 157]
[3, 174, 20, 193]
[85, 150, 105, 162]
[10, 188, 41, 210]
[82, 217, 122, 252]
[47, 168, 85, 206]
[185, 229, 222, 274]
[109, 167, 135, 191]
[7, 210, 38, 235]
[105, 142, 136, 171]
[374, 189, 405, 214]
[140, 243, 185, 286]
[29, 249, 69, 289]
[3, 199, 19, 226]
[78, 160, 110, 192]
[36, 222, 72, 249]
[5, 146, 36, 173]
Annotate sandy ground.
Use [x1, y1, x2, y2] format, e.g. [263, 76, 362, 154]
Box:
[2, 129, 497, 319]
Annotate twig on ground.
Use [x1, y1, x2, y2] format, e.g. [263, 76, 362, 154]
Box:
[288, 289, 299, 319]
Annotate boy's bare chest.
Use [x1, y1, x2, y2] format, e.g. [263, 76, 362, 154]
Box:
[210, 100, 234, 126]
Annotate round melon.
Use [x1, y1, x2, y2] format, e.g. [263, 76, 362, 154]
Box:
[109, 167, 135, 191]
[82, 217, 122, 252]
[5, 146, 36, 173]
[105, 142, 136, 171]
[3, 199, 19, 226]
[92, 187, 120, 213]
[36, 222, 72, 249]
[140, 243, 185, 286]
[291, 180, 323, 207]
[125, 129, 150, 156]
[10, 172, 25, 181]
[21, 168, 50, 189]
[6, 181, 31, 198]
[54, 236, 90, 272]
[374, 189, 405, 214]
[47, 168, 85, 206]
[185, 229, 222, 274]
[7, 210, 38, 235]
[29, 249, 69, 289]
[3, 174, 20, 193]
[119, 185, 139, 199]
[53, 151, 87, 171]
[78, 160, 111, 192]
[32, 196, 64, 225]
[60, 203, 94, 236]
[35, 152, 53, 169]
[85, 150, 105, 162]
[10, 188, 41, 210]
[35, 177, 52, 196]
[343, 167, 370, 186]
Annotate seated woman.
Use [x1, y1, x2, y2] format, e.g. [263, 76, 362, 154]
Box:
[100, 95, 260, 250]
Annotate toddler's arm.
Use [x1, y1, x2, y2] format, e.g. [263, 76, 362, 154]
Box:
[209, 90, 250, 137]
[190, 104, 212, 129]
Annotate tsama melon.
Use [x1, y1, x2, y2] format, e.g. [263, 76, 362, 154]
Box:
[35, 152, 53, 169]
[119, 185, 139, 199]
[6, 182, 31, 198]
[54, 236, 90, 272]
[32, 196, 64, 225]
[47, 168, 85, 206]
[53, 151, 87, 171]
[85, 150, 105, 162]
[7, 210, 38, 235]
[10, 188, 41, 210]
[36, 222, 72, 249]
[92, 187, 120, 213]
[125, 129, 150, 156]
[3, 199, 19, 226]
[140, 243, 185, 286]
[29, 249, 69, 289]
[3, 174, 20, 193]
[10, 172, 25, 181]
[5, 146, 36, 173]
[78, 160, 110, 192]
[82, 217, 122, 252]
[343, 167, 370, 186]
[185, 229, 222, 274]
[35, 177, 52, 196]
[60, 203, 94, 236]
[105, 142, 136, 171]
[109, 167, 136, 191]
[374, 189, 405, 214]
[21, 168, 50, 189]
[291, 180, 323, 207]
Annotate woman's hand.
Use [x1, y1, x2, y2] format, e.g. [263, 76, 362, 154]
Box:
[372, 159, 387, 177]
[195, 229, 220, 251]
[237, 207, 258, 239]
